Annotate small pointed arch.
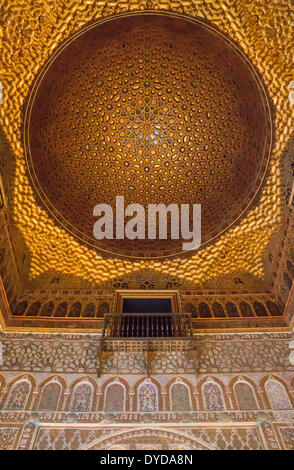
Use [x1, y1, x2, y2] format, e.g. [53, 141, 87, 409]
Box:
[97, 302, 110, 316]
[83, 302, 96, 317]
[66, 376, 97, 411]
[40, 301, 54, 317]
[54, 302, 68, 317]
[253, 301, 267, 316]
[100, 377, 130, 411]
[198, 302, 211, 318]
[184, 302, 197, 317]
[39, 382, 61, 411]
[212, 302, 225, 317]
[239, 302, 253, 317]
[229, 376, 260, 410]
[99, 377, 131, 411]
[68, 302, 82, 317]
[198, 376, 229, 411]
[167, 377, 193, 411]
[13, 300, 28, 316]
[226, 301, 239, 317]
[134, 377, 162, 412]
[38, 376, 67, 411]
[266, 301, 281, 316]
[103, 380, 126, 413]
[3, 374, 36, 410]
[5, 380, 31, 410]
[70, 380, 94, 412]
[26, 301, 41, 316]
[261, 375, 293, 410]
[137, 379, 158, 412]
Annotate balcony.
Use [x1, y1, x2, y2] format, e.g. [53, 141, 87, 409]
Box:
[99, 312, 195, 355]
[97, 312, 197, 376]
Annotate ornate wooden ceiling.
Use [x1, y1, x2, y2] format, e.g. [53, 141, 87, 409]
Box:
[24, 13, 272, 258]
[0, 0, 293, 332]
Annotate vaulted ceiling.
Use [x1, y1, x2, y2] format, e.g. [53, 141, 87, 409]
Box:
[0, 0, 293, 332]
[24, 13, 272, 259]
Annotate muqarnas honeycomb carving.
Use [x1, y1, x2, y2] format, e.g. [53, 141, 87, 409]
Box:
[24, 13, 272, 259]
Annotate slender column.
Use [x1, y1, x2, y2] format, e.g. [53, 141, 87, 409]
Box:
[96, 388, 102, 412]
[161, 390, 167, 411]
[62, 389, 70, 411]
[193, 386, 199, 411]
[129, 390, 134, 411]
[258, 390, 268, 409]
[225, 387, 233, 410]
[31, 388, 40, 411]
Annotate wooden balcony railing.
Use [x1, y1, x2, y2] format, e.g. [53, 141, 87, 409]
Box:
[102, 313, 193, 339]
[97, 313, 196, 376]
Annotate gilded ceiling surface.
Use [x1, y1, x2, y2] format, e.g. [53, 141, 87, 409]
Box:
[0, 0, 293, 286]
[24, 13, 271, 258]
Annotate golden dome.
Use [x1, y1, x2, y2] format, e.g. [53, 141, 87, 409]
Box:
[24, 12, 272, 259]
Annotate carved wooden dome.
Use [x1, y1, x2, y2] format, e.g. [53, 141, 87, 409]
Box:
[24, 12, 272, 259]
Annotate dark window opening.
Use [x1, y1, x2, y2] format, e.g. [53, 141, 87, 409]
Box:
[120, 298, 174, 337]
[122, 298, 172, 313]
